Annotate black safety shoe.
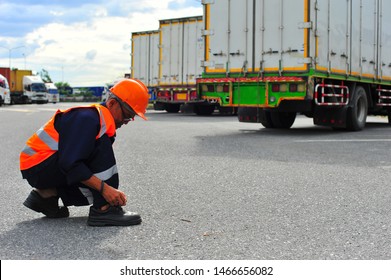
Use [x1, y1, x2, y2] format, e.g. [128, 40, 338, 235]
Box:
[23, 190, 69, 218]
[87, 206, 142, 226]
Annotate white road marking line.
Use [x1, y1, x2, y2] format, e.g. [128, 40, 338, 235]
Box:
[295, 139, 391, 142]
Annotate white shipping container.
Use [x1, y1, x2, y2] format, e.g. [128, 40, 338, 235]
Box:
[131, 30, 160, 87]
[159, 16, 204, 86]
[203, 0, 391, 81]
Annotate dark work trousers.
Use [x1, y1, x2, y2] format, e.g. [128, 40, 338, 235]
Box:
[21, 135, 119, 209]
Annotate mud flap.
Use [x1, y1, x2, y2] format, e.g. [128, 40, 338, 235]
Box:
[313, 106, 348, 128]
[238, 107, 263, 123]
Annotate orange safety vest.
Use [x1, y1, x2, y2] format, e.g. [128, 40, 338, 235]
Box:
[20, 104, 116, 171]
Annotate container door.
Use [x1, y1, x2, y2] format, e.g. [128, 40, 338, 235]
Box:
[183, 19, 203, 85]
[315, 0, 350, 75]
[132, 34, 149, 86]
[378, 0, 391, 81]
[160, 21, 183, 85]
[205, 0, 252, 74]
[205, 0, 228, 73]
[150, 32, 160, 86]
[255, 0, 307, 73]
[227, 0, 253, 73]
[350, 0, 377, 79]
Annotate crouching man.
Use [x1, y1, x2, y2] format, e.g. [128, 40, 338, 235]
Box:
[20, 79, 149, 226]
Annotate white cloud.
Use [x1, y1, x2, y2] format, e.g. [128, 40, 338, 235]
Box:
[0, 0, 202, 86]
[49, 10, 64, 17]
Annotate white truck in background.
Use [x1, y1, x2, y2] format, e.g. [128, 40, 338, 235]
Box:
[0, 74, 11, 106]
[23, 75, 48, 104]
[45, 83, 59, 103]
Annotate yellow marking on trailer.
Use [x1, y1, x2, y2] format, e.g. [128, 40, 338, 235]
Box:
[176, 93, 187, 100]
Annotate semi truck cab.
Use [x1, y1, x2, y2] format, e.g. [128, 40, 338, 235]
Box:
[0, 74, 11, 106]
[23, 76, 48, 104]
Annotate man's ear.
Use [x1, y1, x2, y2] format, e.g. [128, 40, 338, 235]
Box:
[106, 98, 116, 109]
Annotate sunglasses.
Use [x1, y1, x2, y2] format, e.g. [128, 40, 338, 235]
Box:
[114, 97, 136, 122]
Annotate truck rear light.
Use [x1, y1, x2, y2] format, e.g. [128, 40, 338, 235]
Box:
[157, 91, 170, 98]
[272, 84, 280, 92]
[289, 84, 298, 92]
[201, 85, 208, 92]
[217, 84, 230, 92]
[190, 91, 197, 100]
[298, 84, 306, 92]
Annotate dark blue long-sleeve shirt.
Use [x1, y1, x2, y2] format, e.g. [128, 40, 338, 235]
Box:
[54, 105, 115, 185]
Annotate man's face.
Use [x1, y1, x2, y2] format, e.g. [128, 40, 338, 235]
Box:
[112, 98, 136, 129]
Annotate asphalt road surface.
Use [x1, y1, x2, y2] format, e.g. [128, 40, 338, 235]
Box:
[1, 103, 390, 260]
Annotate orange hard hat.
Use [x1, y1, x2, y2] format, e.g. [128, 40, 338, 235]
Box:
[110, 79, 149, 120]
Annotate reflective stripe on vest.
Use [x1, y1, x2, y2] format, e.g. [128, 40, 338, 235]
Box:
[20, 104, 116, 171]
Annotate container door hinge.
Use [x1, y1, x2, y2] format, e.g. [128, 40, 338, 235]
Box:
[202, 29, 214, 36]
[298, 22, 312, 29]
[299, 57, 313, 64]
[201, 61, 215, 68]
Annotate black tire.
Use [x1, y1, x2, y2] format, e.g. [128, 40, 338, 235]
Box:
[346, 86, 367, 131]
[259, 109, 274, 128]
[270, 112, 296, 129]
[194, 104, 215, 116]
[153, 102, 165, 111]
[165, 104, 180, 113]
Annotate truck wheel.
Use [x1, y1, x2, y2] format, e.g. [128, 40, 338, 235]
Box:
[347, 86, 367, 131]
[165, 104, 180, 113]
[259, 110, 274, 128]
[194, 104, 215, 116]
[270, 112, 296, 129]
[153, 102, 165, 111]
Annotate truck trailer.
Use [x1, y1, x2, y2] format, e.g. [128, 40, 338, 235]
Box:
[197, 0, 391, 130]
[131, 30, 160, 103]
[7, 69, 33, 104]
[155, 16, 204, 113]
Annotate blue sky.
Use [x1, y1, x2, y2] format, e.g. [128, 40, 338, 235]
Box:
[0, 0, 202, 86]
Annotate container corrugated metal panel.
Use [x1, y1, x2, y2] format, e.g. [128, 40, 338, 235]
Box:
[349, 0, 377, 78]
[205, 0, 306, 74]
[379, 0, 391, 80]
[256, 0, 307, 73]
[159, 16, 203, 86]
[205, 0, 254, 73]
[203, 0, 391, 82]
[131, 30, 160, 87]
